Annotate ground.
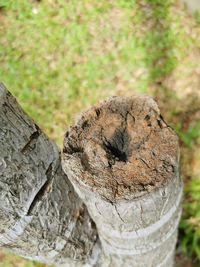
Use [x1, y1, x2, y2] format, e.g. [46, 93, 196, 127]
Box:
[0, 0, 200, 266]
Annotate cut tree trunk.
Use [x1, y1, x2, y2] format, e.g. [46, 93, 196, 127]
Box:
[0, 83, 183, 267]
[62, 96, 183, 267]
[0, 83, 100, 267]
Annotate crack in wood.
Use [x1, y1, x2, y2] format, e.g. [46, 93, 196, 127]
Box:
[21, 125, 41, 154]
[27, 162, 53, 215]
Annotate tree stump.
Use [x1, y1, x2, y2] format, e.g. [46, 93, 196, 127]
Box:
[0, 84, 183, 267]
[63, 95, 183, 267]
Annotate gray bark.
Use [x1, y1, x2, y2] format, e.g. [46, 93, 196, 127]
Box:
[0, 83, 183, 267]
[0, 83, 99, 266]
[63, 96, 183, 267]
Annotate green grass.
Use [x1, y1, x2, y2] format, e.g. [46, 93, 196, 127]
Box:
[180, 178, 200, 259]
[0, 0, 200, 265]
[0, 251, 49, 267]
[176, 121, 200, 149]
[0, 0, 150, 145]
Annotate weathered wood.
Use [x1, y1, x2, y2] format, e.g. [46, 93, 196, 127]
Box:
[63, 96, 183, 267]
[0, 83, 182, 267]
[0, 83, 99, 267]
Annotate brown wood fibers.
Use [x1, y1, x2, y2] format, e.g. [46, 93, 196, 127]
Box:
[63, 95, 179, 201]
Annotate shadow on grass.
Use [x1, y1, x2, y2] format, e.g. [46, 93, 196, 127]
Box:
[138, 1, 200, 265]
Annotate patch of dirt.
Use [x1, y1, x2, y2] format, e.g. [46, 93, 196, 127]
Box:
[89, 8, 125, 56]
[163, 50, 200, 99]
[175, 252, 199, 267]
[0, 250, 5, 262]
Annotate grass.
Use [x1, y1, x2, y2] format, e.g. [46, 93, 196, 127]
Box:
[180, 178, 200, 259]
[0, 0, 200, 266]
[0, 251, 48, 267]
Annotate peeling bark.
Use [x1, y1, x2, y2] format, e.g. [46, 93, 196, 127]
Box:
[0, 83, 99, 266]
[63, 95, 183, 267]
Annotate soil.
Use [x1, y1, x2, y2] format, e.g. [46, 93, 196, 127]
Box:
[175, 252, 199, 267]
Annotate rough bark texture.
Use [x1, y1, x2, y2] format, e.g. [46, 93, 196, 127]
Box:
[63, 96, 183, 267]
[0, 83, 182, 267]
[0, 83, 99, 267]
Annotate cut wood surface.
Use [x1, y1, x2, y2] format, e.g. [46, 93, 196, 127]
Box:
[63, 96, 183, 267]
